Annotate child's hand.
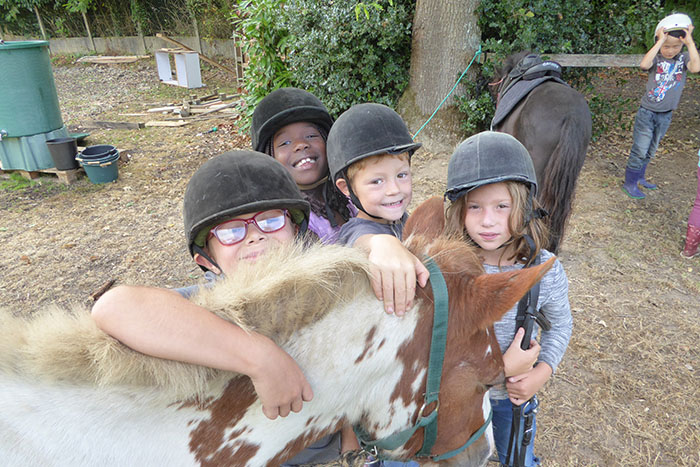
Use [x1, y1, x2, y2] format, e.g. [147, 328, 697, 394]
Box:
[364, 235, 430, 316]
[681, 25, 695, 46]
[656, 27, 668, 43]
[502, 328, 540, 377]
[249, 335, 314, 419]
[506, 363, 552, 406]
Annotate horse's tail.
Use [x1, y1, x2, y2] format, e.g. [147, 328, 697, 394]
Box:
[539, 108, 591, 254]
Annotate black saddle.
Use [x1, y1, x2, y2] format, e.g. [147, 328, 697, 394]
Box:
[491, 54, 568, 129]
[500, 54, 562, 99]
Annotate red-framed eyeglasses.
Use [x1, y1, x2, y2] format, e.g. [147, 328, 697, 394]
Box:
[207, 209, 289, 246]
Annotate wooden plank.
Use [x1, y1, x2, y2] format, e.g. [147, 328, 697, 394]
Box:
[13, 168, 82, 185]
[145, 120, 189, 127]
[545, 54, 644, 68]
[76, 55, 150, 64]
[156, 33, 238, 76]
[157, 47, 187, 53]
[90, 121, 145, 130]
[53, 169, 80, 184]
[195, 101, 238, 116]
[188, 106, 235, 114]
[18, 170, 39, 180]
[199, 89, 220, 101]
[147, 106, 180, 113]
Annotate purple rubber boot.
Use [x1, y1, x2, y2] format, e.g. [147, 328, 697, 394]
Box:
[639, 163, 657, 190]
[622, 167, 645, 199]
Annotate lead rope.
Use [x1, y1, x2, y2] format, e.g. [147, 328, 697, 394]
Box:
[413, 45, 482, 139]
[504, 235, 542, 467]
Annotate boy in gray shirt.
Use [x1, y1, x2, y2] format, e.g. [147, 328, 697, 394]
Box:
[326, 103, 420, 247]
[622, 14, 699, 199]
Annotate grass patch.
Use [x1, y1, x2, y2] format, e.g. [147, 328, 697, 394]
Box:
[0, 173, 39, 191]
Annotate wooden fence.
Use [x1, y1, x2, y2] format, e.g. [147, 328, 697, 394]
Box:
[546, 54, 645, 67]
[2, 33, 245, 83]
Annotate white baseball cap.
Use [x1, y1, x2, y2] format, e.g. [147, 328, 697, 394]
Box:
[655, 13, 693, 34]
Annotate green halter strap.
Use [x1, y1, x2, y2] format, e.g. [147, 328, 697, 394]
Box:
[353, 256, 492, 461]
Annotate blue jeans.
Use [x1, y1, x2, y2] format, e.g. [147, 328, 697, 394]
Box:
[626, 107, 673, 170]
[491, 397, 540, 466]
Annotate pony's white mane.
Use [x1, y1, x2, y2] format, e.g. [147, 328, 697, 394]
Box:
[0, 242, 371, 399]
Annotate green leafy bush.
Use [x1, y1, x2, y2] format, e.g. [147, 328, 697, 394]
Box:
[281, 0, 414, 116]
[231, 0, 292, 130]
[455, 75, 496, 134]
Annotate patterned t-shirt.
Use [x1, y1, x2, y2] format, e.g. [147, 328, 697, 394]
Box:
[641, 52, 690, 112]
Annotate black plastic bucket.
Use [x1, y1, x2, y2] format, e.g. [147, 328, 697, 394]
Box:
[80, 144, 118, 160]
[46, 137, 79, 170]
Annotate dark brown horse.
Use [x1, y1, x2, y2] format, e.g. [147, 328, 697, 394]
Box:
[492, 51, 591, 254]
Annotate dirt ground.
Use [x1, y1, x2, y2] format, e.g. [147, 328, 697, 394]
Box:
[1, 58, 698, 466]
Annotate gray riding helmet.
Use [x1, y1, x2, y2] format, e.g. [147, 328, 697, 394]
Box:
[326, 103, 422, 184]
[183, 150, 310, 259]
[445, 131, 537, 202]
[251, 87, 334, 154]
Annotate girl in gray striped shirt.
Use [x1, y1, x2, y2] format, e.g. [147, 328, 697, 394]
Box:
[444, 131, 573, 466]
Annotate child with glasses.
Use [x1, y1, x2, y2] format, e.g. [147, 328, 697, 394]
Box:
[93, 150, 355, 464]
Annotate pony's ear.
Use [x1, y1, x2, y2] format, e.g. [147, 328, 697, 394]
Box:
[404, 197, 445, 240]
[466, 256, 555, 330]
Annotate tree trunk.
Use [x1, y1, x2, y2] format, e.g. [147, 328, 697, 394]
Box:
[398, 0, 481, 154]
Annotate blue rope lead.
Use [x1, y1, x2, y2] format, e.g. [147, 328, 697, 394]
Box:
[413, 44, 482, 139]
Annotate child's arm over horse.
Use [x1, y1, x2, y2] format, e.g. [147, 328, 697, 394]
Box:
[92, 285, 313, 419]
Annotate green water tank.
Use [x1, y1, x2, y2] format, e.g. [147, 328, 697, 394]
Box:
[0, 40, 64, 138]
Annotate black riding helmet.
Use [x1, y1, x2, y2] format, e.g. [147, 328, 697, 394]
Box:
[251, 87, 334, 154]
[183, 150, 310, 268]
[445, 131, 538, 202]
[446, 132, 546, 260]
[326, 103, 421, 219]
[327, 103, 422, 184]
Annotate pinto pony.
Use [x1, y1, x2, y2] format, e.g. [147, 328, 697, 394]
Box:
[492, 51, 592, 254]
[0, 198, 553, 466]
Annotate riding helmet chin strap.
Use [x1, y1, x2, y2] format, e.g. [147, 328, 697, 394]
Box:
[341, 171, 401, 225]
[494, 188, 548, 253]
[192, 244, 223, 275]
[524, 187, 548, 225]
[298, 176, 340, 228]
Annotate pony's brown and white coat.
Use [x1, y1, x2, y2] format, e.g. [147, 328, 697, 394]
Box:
[0, 199, 553, 466]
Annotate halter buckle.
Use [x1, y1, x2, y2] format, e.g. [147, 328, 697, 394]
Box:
[418, 398, 440, 420]
[360, 446, 380, 466]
